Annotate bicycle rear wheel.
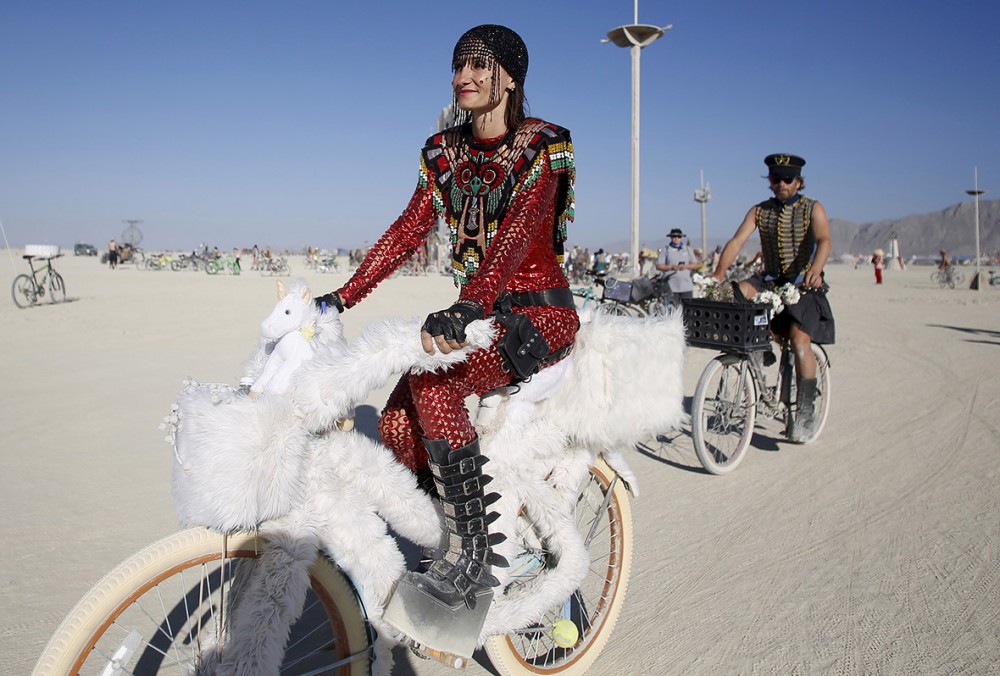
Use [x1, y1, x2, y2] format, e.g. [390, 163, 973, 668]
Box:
[691, 354, 757, 475]
[12, 274, 38, 308]
[32, 528, 371, 675]
[485, 459, 633, 675]
[48, 272, 66, 304]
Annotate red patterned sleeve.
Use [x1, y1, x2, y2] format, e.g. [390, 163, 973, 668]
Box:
[337, 179, 437, 308]
[459, 149, 557, 311]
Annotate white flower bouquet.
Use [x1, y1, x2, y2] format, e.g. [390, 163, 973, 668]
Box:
[753, 283, 801, 315]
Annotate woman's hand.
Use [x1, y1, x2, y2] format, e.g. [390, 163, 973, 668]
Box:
[420, 301, 484, 355]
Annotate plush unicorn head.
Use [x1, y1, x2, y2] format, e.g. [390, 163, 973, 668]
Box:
[250, 279, 321, 397]
[260, 279, 316, 341]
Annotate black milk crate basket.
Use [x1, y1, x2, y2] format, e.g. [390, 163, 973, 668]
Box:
[682, 298, 772, 353]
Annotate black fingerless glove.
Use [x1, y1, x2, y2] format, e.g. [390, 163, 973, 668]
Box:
[314, 292, 344, 314]
[421, 301, 484, 342]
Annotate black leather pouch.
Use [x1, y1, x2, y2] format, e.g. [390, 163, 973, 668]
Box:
[495, 312, 551, 381]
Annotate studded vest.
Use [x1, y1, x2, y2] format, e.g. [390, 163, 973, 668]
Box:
[755, 195, 816, 280]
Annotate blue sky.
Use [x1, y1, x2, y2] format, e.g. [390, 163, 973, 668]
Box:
[1, 1, 997, 253]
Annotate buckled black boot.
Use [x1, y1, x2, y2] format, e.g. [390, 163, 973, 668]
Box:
[383, 437, 508, 666]
[789, 377, 818, 443]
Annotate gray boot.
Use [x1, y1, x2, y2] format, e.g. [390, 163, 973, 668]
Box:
[383, 437, 507, 664]
[789, 377, 818, 443]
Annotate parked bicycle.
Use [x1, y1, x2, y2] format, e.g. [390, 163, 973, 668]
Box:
[570, 272, 672, 317]
[257, 256, 290, 276]
[684, 297, 832, 475]
[317, 256, 341, 274]
[169, 253, 205, 272]
[12, 253, 66, 308]
[33, 283, 686, 675]
[205, 254, 242, 275]
[140, 252, 175, 271]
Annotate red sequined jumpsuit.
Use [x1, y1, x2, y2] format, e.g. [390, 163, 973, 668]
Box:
[337, 121, 578, 471]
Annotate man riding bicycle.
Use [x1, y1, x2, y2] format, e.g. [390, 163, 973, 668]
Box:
[710, 153, 836, 442]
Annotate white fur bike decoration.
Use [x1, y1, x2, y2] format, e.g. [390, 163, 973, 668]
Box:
[32, 285, 687, 676]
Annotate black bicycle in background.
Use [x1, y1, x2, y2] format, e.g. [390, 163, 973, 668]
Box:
[12, 254, 66, 308]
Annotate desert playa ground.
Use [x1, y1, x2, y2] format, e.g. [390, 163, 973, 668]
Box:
[2, 253, 999, 674]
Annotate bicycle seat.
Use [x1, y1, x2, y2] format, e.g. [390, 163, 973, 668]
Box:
[477, 356, 573, 427]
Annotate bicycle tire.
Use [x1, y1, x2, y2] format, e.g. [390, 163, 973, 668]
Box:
[795, 344, 832, 445]
[170, 260, 183, 272]
[12, 274, 38, 308]
[603, 302, 642, 318]
[485, 459, 633, 675]
[205, 261, 221, 275]
[32, 528, 371, 676]
[48, 272, 66, 304]
[691, 354, 757, 475]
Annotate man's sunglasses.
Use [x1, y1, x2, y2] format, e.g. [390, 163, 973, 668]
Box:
[768, 176, 797, 185]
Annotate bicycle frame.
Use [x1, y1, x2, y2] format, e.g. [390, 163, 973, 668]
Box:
[27, 257, 55, 288]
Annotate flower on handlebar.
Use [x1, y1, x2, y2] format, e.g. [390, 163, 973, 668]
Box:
[754, 283, 800, 316]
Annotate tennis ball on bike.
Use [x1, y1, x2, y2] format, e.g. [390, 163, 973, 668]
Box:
[551, 618, 579, 648]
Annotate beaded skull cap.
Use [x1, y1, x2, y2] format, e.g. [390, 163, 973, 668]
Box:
[453, 24, 529, 85]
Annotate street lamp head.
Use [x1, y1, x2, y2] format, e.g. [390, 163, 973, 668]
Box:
[605, 24, 670, 48]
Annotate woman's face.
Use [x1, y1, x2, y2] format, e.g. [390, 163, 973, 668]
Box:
[452, 54, 514, 116]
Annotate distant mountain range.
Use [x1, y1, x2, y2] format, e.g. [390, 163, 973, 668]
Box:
[828, 199, 998, 257]
[604, 199, 998, 259]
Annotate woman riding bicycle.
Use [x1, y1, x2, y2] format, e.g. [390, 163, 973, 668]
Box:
[313, 24, 577, 658]
[710, 153, 836, 443]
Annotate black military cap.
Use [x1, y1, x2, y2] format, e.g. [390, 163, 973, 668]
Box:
[764, 153, 806, 178]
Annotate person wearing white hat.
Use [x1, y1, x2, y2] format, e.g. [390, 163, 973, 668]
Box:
[872, 248, 885, 285]
[655, 227, 698, 302]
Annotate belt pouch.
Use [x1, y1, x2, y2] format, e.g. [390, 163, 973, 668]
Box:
[495, 311, 551, 381]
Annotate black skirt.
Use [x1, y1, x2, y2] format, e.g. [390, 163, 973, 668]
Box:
[771, 288, 836, 345]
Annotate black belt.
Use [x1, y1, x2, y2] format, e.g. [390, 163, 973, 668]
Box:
[508, 287, 576, 309]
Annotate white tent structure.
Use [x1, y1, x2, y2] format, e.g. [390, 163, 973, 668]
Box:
[885, 233, 906, 271]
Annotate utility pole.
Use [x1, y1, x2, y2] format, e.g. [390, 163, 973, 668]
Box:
[966, 167, 986, 290]
[693, 171, 711, 255]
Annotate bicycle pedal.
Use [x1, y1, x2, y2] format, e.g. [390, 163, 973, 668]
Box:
[407, 641, 469, 670]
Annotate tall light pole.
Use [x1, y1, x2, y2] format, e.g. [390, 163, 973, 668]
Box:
[966, 167, 986, 290]
[693, 170, 711, 255]
[603, 1, 671, 276]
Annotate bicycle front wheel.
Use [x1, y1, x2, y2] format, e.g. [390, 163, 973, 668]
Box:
[33, 528, 371, 676]
[48, 272, 66, 304]
[12, 274, 38, 308]
[205, 261, 221, 275]
[485, 459, 633, 675]
[691, 354, 757, 475]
